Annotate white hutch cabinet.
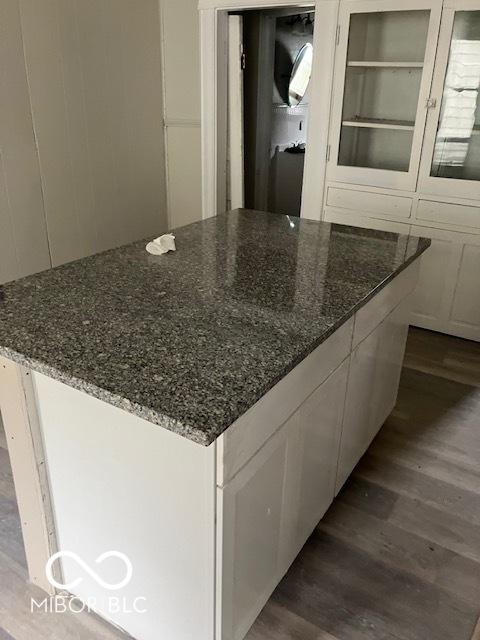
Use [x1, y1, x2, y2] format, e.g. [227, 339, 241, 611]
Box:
[324, 0, 480, 341]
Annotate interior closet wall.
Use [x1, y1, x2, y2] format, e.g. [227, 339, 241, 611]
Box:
[161, 0, 203, 228]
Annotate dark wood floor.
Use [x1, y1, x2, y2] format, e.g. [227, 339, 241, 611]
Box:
[1, 328, 479, 639]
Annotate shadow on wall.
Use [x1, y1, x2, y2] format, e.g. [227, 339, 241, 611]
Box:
[274, 40, 292, 105]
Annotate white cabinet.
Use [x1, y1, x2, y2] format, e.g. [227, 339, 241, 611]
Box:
[452, 243, 480, 327]
[410, 225, 480, 341]
[217, 264, 419, 640]
[324, 0, 480, 341]
[336, 317, 378, 493]
[411, 227, 461, 325]
[336, 298, 409, 493]
[218, 422, 291, 640]
[3, 262, 419, 640]
[328, 0, 442, 191]
[417, 199, 480, 230]
[326, 185, 413, 219]
[218, 361, 349, 640]
[418, 2, 480, 201]
[292, 359, 349, 551]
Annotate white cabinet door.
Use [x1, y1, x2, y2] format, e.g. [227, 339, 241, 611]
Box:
[369, 299, 410, 434]
[336, 318, 378, 493]
[336, 299, 410, 493]
[218, 361, 350, 640]
[218, 419, 293, 640]
[327, 0, 442, 192]
[450, 243, 480, 336]
[418, 2, 480, 201]
[292, 359, 349, 551]
[410, 225, 480, 341]
[411, 233, 461, 325]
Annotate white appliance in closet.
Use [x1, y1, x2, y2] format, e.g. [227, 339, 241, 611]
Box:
[324, 0, 480, 341]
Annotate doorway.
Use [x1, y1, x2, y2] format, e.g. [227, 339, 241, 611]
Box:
[227, 7, 315, 216]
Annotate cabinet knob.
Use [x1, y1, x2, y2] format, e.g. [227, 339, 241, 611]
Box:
[426, 98, 438, 110]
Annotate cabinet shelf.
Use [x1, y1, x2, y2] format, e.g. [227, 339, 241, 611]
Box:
[347, 61, 424, 68]
[342, 118, 415, 131]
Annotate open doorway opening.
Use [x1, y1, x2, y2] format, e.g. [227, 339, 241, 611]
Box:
[227, 6, 315, 216]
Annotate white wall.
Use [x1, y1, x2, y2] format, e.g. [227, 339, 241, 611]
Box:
[160, 0, 203, 228]
[20, 0, 168, 267]
[0, 0, 169, 282]
[0, 0, 51, 283]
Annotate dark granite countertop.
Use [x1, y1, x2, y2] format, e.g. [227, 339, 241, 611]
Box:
[0, 209, 430, 445]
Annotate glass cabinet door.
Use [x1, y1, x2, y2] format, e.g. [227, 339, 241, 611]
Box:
[328, 1, 442, 191]
[429, 10, 480, 187]
[419, 3, 480, 200]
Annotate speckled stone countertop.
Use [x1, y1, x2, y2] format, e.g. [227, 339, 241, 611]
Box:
[0, 209, 430, 445]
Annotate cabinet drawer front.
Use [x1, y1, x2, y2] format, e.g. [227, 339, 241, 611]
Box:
[353, 260, 420, 348]
[326, 187, 412, 219]
[417, 200, 480, 231]
[216, 318, 354, 487]
[324, 209, 411, 235]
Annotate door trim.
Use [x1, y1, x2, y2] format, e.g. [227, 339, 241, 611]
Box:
[199, 0, 339, 221]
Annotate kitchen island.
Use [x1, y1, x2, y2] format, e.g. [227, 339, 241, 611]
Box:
[0, 210, 430, 640]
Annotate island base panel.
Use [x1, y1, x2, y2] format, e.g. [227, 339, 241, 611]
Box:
[32, 373, 216, 640]
[0, 358, 55, 595]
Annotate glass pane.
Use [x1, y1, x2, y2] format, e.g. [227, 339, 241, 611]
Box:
[339, 127, 413, 171]
[338, 10, 430, 171]
[431, 11, 480, 181]
[347, 10, 430, 64]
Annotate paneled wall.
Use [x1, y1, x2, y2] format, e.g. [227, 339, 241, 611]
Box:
[160, 0, 203, 228]
[20, 0, 168, 267]
[0, 0, 168, 283]
[0, 0, 51, 283]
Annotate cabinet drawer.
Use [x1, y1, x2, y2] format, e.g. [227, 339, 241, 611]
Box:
[324, 209, 411, 235]
[353, 260, 420, 348]
[216, 318, 354, 487]
[417, 200, 480, 230]
[326, 187, 412, 219]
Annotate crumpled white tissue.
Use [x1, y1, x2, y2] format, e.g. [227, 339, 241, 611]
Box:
[146, 234, 176, 255]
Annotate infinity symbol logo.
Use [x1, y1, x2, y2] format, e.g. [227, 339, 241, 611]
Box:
[46, 551, 133, 591]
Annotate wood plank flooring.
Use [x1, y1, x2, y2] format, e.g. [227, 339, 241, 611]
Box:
[0, 328, 479, 639]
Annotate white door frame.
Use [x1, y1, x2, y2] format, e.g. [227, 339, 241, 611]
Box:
[199, 0, 340, 220]
[228, 15, 245, 209]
